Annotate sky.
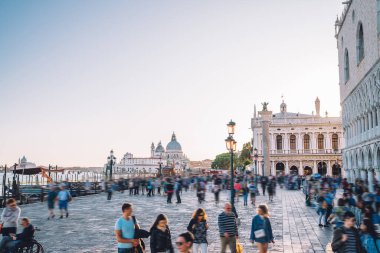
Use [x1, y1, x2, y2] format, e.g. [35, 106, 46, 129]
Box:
[0, 0, 344, 167]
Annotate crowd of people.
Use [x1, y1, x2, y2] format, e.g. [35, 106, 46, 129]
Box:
[114, 201, 274, 253]
[2, 171, 380, 252]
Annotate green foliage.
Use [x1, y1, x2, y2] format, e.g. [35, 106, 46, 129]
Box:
[211, 153, 231, 170]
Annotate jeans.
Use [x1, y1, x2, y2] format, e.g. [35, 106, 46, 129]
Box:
[220, 236, 236, 253]
[118, 248, 134, 253]
[176, 191, 181, 203]
[167, 192, 173, 203]
[193, 243, 208, 253]
[243, 194, 248, 206]
[319, 212, 326, 225]
[0, 236, 22, 253]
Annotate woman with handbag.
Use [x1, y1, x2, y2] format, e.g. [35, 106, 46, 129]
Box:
[187, 208, 208, 253]
[150, 214, 174, 253]
[250, 204, 274, 253]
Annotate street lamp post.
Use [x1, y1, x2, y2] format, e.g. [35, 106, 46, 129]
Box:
[225, 120, 237, 209]
[107, 150, 116, 180]
[253, 148, 258, 187]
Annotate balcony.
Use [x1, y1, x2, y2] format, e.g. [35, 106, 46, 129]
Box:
[268, 149, 342, 155]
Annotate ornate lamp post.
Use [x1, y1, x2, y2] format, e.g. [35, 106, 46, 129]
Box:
[225, 120, 237, 208]
[106, 150, 116, 180]
[253, 148, 258, 187]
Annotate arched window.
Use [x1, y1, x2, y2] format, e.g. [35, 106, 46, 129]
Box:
[344, 49, 350, 82]
[357, 22, 364, 63]
[290, 135, 296, 150]
[332, 134, 339, 150]
[303, 134, 310, 150]
[318, 134, 324, 150]
[276, 135, 282, 150]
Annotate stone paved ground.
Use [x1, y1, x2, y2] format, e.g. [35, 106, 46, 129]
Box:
[5, 188, 335, 252]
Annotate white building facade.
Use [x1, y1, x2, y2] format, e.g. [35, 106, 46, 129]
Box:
[111, 133, 190, 175]
[251, 99, 344, 177]
[335, 0, 380, 188]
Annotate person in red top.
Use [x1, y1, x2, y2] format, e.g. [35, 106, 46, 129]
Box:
[234, 181, 242, 203]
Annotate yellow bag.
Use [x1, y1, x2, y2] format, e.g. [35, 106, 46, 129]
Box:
[236, 240, 243, 253]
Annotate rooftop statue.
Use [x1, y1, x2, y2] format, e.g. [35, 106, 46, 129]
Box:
[262, 102, 269, 111]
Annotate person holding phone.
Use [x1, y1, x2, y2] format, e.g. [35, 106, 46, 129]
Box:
[250, 204, 274, 253]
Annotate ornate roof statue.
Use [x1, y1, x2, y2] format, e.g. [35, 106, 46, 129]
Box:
[262, 102, 269, 111]
[166, 132, 182, 151]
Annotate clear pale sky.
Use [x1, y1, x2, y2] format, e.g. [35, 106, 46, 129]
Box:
[0, 1, 344, 167]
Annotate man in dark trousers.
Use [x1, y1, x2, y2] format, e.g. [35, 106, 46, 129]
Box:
[260, 176, 268, 196]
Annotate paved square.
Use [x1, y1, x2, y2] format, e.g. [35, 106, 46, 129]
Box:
[7, 188, 334, 252]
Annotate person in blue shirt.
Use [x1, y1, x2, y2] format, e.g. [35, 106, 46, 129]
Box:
[56, 185, 72, 219]
[360, 218, 380, 253]
[250, 204, 274, 253]
[115, 203, 139, 253]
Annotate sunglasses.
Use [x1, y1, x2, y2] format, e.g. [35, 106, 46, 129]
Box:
[175, 242, 184, 246]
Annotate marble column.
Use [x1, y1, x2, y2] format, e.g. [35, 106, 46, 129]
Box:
[300, 160, 303, 174]
[376, 169, 380, 185]
[328, 160, 332, 176]
[313, 160, 317, 174]
[271, 161, 275, 175]
[368, 168, 375, 192]
[285, 161, 289, 174]
[345, 169, 351, 183]
[361, 168, 367, 181]
[259, 110, 273, 176]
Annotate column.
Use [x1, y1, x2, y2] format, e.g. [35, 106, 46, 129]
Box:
[298, 133, 302, 152]
[376, 169, 380, 185]
[369, 111, 373, 129]
[327, 160, 332, 176]
[326, 133, 331, 150]
[271, 161, 275, 175]
[271, 133, 275, 151]
[368, 169, 375, 192]
[284, 133, 289, 152]
[377, 107, 380, 128]
[311, 132, 316, 151]
[285, 161, 289, 174]
[360, 168, 367, 181]
[345, 169, 351, 183]
[313, 160, 317, 174]
[300, 160, 303, 175]
[259, 110, 273, 176]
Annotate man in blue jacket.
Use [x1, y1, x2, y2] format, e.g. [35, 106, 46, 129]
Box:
[0, 217, 35, 253]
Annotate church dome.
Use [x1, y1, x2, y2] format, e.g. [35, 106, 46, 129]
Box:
[166, 133, 182, 151]
[155, 141, 165, 153]
[20, 156, 27, 164]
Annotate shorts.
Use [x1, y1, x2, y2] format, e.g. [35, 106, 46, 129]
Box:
[48, 201, 55, 209]
[59, 200, 68, 210]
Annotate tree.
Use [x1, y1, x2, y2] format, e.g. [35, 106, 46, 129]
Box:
[211, 153, 231, 170]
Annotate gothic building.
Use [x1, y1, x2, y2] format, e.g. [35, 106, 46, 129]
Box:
[335, 0, 380, 190]
[251, 99, 343, 176]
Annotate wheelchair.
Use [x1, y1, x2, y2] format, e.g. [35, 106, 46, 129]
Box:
[16, 239, 44, 253]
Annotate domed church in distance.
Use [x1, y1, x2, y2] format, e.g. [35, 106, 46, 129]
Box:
[112, 132, 190, 176]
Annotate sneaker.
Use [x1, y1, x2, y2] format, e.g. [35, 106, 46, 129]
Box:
[318, 224, 323, 227]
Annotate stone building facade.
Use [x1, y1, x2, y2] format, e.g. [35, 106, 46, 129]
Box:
[109, 133, 190, 175]
[335, 0, 380, 189]
[251, 99, 343, 177]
